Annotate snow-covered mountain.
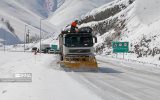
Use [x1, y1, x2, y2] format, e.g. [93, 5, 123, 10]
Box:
[13, 0, 65, 18]
[48, 0, 114, 28]
[0, 0, 58, 45]
[0, 0, 114, 45]
[0, 21, 21, 45]
[79, 0, 160, 64]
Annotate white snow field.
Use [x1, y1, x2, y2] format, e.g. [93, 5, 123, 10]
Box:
[0, 51, 160, 100]
[0, 51, 101, 100]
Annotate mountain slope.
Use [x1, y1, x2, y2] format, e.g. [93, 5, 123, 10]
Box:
[0, 0, 58, 45]
[48, 0, 114, 28]
[0, 22, 21, 45]
[13, 0, 62, 18]
[79, 0, 160, 64]
[0, 0, 114, 45]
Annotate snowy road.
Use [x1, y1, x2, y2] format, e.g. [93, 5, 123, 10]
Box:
[0, 51, 101, 100]
[67, 56, 160, 100]
[0, 51, 160, 100]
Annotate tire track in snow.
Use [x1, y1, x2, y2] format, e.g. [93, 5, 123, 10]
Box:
[66, 59, 160, 100]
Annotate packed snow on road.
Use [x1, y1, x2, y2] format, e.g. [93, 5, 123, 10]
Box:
[0, 51, 160, 100]
[0, 51, 102, 100]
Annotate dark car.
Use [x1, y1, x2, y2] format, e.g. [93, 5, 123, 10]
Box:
[42, 47, 51, 53]
[31, 47, 37, 52]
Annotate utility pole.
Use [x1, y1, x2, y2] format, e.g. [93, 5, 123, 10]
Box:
[24, 25, 27, 52]
[40, 19, 42, 53]
[40, 19, 44, 53]
[26, 29, 30, 43]
[4, 32, 6, 52]
[28, 30, 30, 43]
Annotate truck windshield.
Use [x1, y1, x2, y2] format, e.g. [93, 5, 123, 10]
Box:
[65, 34, 93, 47]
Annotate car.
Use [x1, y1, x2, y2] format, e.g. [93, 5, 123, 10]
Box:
[41, 47, 51, 53]
[48, 49, 60, 54]
[31, 47, 37, 52]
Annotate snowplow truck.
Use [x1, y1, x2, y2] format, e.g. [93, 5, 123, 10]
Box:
[59, 27, 98, 71]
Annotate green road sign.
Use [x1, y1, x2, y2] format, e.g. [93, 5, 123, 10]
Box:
[112, 42, 129, 53]
[51, 45, 58, 50]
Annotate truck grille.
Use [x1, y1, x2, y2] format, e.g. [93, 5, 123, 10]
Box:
[69, 49, 90, 53]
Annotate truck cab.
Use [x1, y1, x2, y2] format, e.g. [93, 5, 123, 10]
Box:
[59, 27, 98, 70]
[59, 27, 97, 59]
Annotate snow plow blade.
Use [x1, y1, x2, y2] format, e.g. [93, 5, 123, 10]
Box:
[60, 56, 98, 71]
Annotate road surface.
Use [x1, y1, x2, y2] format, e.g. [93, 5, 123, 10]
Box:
[0, 51, 160, 100]
[66, 56, 160, 100]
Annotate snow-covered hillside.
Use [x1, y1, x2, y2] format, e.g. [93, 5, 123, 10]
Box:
[0, 25, 21, 45]
[79, 0, 160, 64]
[0, 0, 58, 45]
[13, 0, 65, 18]
[49, 0, 114, 28]
[0, 0, 115, 45]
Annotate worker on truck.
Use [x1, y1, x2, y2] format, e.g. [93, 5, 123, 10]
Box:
[70, 20, 79, 33]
